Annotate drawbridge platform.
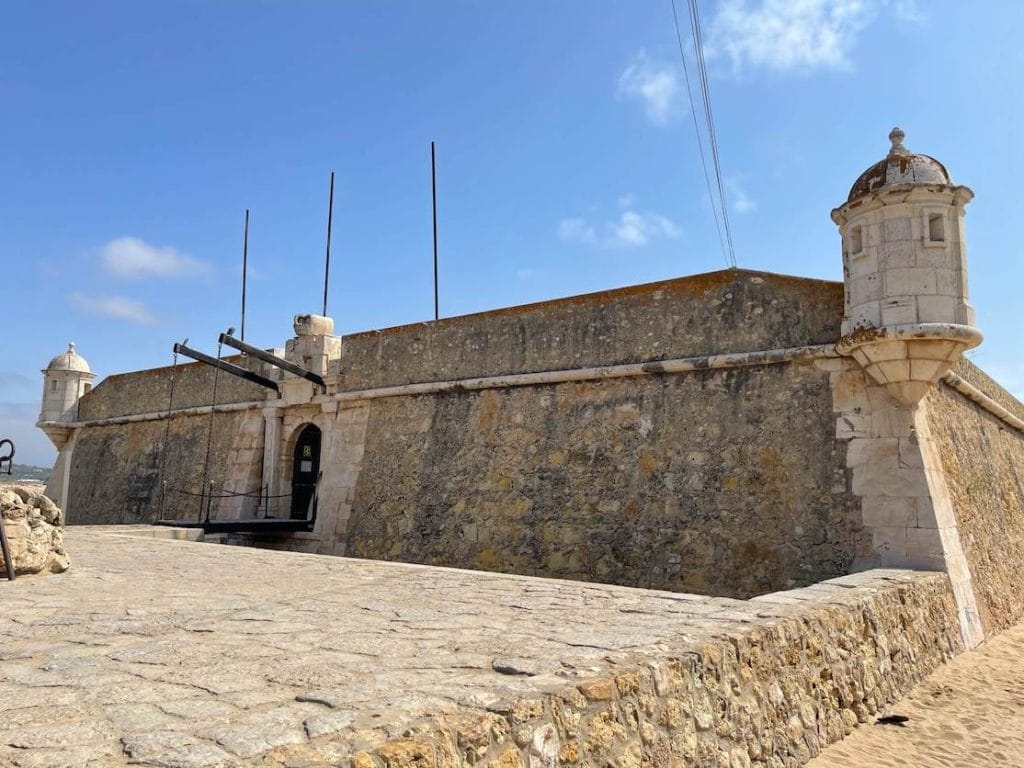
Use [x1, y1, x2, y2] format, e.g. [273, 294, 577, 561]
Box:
[153, 517, 314, 534]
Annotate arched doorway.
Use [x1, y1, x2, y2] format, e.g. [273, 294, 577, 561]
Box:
[290, 424, 321, 520]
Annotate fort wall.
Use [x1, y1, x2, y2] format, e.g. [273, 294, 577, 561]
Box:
[925, 360, 1024, 634]
[65, 408, 264, 524]
[78, 356, 268, 420]
[339, 270, 843, 389]
[342, 359, 867, 598]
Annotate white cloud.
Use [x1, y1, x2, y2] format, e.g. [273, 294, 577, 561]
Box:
[559, 201, 680, 250]
[558, 218, 597, 246]
[707, 0, 879, 73]
[71, 293, 158, 326]
[729, 179, 757, 214]
[100, 236, 211, 279]
[617, 50, 683, 124]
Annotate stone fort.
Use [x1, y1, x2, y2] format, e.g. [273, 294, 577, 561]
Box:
[37, 127, 1024, 657]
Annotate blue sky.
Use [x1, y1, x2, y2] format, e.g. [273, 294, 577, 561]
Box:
[2, 1, 1022, 466]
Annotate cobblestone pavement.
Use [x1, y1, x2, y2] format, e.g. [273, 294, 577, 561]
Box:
[0, 527, 761, 767]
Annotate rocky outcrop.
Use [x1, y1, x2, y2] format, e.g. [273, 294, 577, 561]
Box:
[0, 485, 70, 577]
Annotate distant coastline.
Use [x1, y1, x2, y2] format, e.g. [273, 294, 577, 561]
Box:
[0, 464, 50, 484]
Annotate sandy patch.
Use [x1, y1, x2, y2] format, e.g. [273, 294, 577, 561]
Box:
[810, 620, 1024, 767]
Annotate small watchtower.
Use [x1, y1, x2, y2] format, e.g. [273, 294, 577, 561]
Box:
[832, 127, 981, 405]
[38, 342, 95, 450]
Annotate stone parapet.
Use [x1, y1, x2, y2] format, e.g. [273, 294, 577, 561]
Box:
[352, 571, 960, 768]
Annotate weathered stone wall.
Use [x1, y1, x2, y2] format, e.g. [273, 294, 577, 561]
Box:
[65, 409, 264, 525]
[344, 359, 868, 599]
[340, 270, 843, 390]
[925, 361, 1024, 634]
[352, 570, 962, 768]
[78, 357, 268, 421]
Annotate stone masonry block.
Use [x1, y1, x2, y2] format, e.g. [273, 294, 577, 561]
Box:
[829, 369, 871, 411]
[882, 217, 912, 241]
[848, 250, 879, 279]
[878, 241, 915, 269]
[849, 275, 882, 306]
[871, 526, 908, 560]
[860, 340, 909, 364]
[861, 497, 917, 528]
[909, 358, 947, 383]
[874, 360, 911, 384]
[914, 495, 939, 529]
[897, 437, 924, 469]
[935, 269, 961, 296]
[907, 339, 958, 361]
[916, 295, 957, 324]
[916, 247, 952, 269]
[847, 437, 895, 471]
[853, 444, 931, 498]
[905, 527, 946, 560]
[847, 300, 881, 330]
[836, 413, 870, 439]
[870, 406, 915, 438]
[885, 268, 937, 297]
[880, 298, 918, 326]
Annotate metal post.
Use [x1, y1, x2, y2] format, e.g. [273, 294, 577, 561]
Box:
[323, 172, 334, 317]
[0, 514, 15, 581]
[431, 141, 439, 321]
[241, 209, 249, 342]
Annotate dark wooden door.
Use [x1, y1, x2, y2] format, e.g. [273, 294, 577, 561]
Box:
[290, 424, 321, 520]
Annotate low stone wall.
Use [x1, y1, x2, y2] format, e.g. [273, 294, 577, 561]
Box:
[352, 571, 961, 768]
[925, 361, 1024, 634]
[343, 360, 867, 599]
[0, 485, 69, 576]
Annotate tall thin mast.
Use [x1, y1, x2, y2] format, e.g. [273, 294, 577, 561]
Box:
[323, 171, 335, 317]
[241, 209, 249, 342]
[431, 142, 439, 321]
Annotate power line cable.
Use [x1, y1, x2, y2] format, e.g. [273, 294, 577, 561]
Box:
[669, 0, 728, 269]
[682, 0, 737, 267]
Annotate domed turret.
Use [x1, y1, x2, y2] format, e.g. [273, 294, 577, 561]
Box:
[832, 127, 981, 406]
[38, 342, 96, 443]
[847, 127, 952, 201]
[45, 342, 92, 375]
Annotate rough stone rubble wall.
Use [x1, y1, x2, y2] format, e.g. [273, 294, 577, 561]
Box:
[339, 270, 843, 390]
[343, 360, 867, 599]
[351, 571, 961, 768]
[77, 357, 267, 420]
[65, 409, 264, 525]
[925, 360, 1024, 634]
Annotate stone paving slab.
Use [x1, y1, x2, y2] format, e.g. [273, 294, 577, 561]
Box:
[0, 527, 769, 767]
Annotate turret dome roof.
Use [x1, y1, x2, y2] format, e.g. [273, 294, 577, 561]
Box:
[848, 127, 951, 202]
[46, 342, 91, 373]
